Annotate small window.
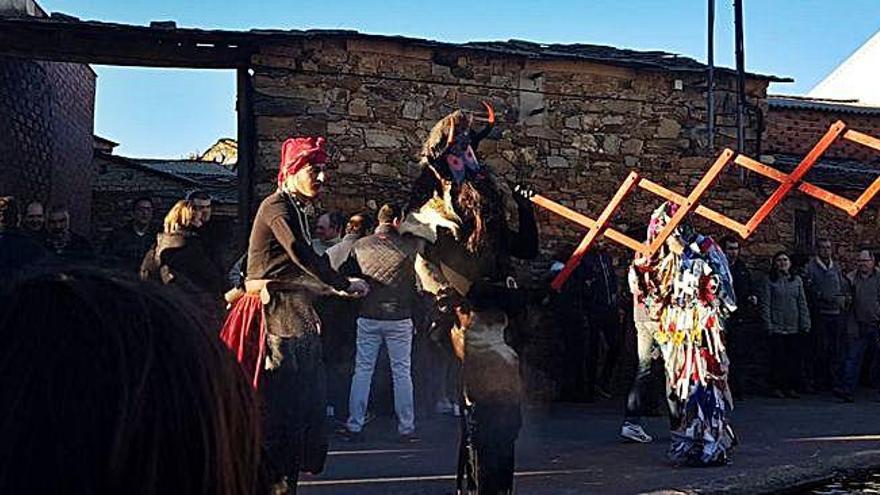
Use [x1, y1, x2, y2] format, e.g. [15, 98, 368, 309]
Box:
[794, 208, 815, 255]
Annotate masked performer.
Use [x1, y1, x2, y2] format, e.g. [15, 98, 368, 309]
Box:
[400, 104, 538, 494]
[220, 136, 368, 493]
[630, 202, 736, 466]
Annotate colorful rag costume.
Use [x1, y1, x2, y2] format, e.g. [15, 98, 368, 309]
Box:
[630, 202, 737, 466]
[401, 104, 539, 494]
[220, 137, 350, 492]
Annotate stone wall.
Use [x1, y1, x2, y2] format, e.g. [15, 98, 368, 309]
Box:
[248, 37, 781, 276]
[0, 56, 95, 233]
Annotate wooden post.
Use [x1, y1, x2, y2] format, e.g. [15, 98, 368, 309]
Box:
[236, 66, 255, 252]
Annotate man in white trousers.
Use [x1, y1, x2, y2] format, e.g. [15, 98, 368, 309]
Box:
[340, 203, 422, 443]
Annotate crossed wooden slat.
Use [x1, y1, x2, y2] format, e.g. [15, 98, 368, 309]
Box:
[535, 120, 880, 291]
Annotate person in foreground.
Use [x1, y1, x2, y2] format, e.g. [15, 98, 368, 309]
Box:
[0, 269, 263, 495]
[220, 136, 368, 494]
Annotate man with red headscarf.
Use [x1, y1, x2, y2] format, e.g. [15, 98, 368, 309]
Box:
[221, 136, 368, 493]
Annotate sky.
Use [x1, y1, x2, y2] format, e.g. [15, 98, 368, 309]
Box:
[38, 0, 880, 159]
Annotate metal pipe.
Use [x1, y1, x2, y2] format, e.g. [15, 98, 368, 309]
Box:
[734, 0, 746, 155]
[707, 0, 716, 151]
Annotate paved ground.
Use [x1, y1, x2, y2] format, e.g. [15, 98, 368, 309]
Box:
[300, 392, 880, 494]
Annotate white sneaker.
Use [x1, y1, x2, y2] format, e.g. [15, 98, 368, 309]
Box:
[620, 422, 653, 443]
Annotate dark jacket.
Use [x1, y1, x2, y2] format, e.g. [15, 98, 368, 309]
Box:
[106, 223, 157, 273]
[140, 231, 224, 295]
[846, 268, 880, 326]
[760, 274, 811, 335]
[0, 227, 48, 281]
[580, 251, 618, 310]
[804, 258, 848, 315]
[346, 224, 422, 321]
[45, 232, 93, 261]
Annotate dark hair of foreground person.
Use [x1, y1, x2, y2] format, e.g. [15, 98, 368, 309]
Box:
[0, 268, 264, 495]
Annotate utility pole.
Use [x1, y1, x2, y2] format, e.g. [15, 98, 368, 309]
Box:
[707, 0, 716, 152]
[734, 0, 746, 154]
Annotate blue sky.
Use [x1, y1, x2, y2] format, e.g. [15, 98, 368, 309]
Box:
[39, 0, 880, 158]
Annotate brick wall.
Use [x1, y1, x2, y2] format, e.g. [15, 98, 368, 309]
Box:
[0, 56, 95, 233]
[765, 106, 880, 161]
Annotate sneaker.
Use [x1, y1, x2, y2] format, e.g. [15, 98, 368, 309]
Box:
[785, 389, 800, 399]
[620, 422, 653, 443]
[771, 389, 786, 399]
[398, 432, 421, 444]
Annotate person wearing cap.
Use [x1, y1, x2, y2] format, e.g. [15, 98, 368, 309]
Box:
[219, 136, 369, 494]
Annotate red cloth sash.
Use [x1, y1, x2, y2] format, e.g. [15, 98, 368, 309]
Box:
[220, 293, 266, 388]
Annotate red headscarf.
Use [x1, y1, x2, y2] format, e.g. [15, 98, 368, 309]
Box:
[277, 136, 328, 187]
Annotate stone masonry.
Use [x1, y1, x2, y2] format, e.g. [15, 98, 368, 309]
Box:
[245, 36, 880, 281]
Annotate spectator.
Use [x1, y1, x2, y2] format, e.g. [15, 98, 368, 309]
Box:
[581, 244, 620, 399]
[803, 238, 848, 392]
[321, 212, 372, 421]
[326, 212, 372, 271]
[45, 204, 94, 261]
[0, 269, 263, 495]
[106, 196, 157, 273]
[22, 200, 45, 239]
[0, 196, 47, 282]
[620, 256, 677, 444]
[140, 200, 225, 321]
[549, 247, 590, 403]
[721, 235, 757, 399]
[312, 211, 344, 255]
[759, 251, 811, 399]
[835, 249, 880, 403]
[341, 203, 423, 443]
[186, 190, 224, 267]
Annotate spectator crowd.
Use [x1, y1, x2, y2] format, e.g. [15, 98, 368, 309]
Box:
[2, 187, 879, 492]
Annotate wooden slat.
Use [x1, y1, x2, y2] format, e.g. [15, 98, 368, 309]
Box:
[844, 129, 880, 153]
[529, 195, 644, 252]
[744, 121, 847, 235]
[645, 149, 733, 256]
[638, 178, 749, 238]
[551, 172, 640, 291]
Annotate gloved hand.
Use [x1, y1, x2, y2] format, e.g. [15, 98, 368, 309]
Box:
[512, 183, 536, 207]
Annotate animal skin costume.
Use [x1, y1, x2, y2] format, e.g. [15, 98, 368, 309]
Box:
[400, 104, 538, 494]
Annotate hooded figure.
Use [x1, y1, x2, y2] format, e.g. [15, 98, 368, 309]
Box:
[400, 103, 539, 494]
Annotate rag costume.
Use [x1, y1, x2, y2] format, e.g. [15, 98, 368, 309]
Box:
[220, 137, 350, 492]
[630, 202, 737, 466]
[400, 104, 539, 494]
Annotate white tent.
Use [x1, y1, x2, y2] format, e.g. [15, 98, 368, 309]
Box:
[808, 30, 880, 107]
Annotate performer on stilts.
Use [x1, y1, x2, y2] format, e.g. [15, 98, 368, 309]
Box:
[220, 136, 369, 493]
[629, 202, 737, 466]
[400, 104, 539, 494]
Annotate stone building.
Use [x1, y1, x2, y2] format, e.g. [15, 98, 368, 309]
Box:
[0, 1, 95, 232]
[92, 146, 239, 264]
[247, 36, 791, 279]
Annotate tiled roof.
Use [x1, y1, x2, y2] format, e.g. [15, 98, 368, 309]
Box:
[770, 153, 880, 191]
[769, 95, 880, 116]
[0, 13, 791, 81]
[97, 152, 238, 203]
